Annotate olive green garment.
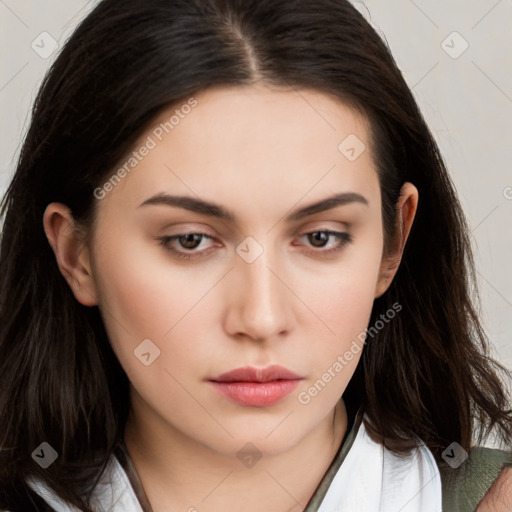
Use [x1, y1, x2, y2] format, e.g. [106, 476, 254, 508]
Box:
[440, 445, 512, 511]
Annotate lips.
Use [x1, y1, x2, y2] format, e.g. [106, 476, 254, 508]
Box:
[208, 365, 304, 407]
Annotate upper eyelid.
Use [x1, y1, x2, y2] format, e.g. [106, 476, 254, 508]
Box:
[159, 219, 350, 236]
[162, 227, 348, 238]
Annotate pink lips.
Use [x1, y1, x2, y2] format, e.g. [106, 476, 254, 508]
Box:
[208, 365, 303, 407]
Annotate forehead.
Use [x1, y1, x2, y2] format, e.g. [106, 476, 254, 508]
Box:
[98, 84, 380, 220]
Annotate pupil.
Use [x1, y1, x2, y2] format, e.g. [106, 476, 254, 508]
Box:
[309, 232, 328, 247]
[180, 234, 202, 249]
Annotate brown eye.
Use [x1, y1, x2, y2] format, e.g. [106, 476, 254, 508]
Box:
[307, 232, 330, 247]
[178, 233, 204, 249]
[296, 230, 352, 256]
[157, 232, 217, 261]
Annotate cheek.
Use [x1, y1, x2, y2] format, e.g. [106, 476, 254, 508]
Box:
[303, 238, 383, 338]
[295, 232, 383, 386]
[90, 227, 223, 372]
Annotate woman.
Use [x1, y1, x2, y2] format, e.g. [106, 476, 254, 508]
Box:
[0, 0, 511, 510]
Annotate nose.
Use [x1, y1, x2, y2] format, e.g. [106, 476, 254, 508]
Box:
[223, 245, 293, 342]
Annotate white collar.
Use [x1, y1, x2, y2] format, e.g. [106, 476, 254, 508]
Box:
[26, 456, 143, 512]
[316, 416, 442, 511]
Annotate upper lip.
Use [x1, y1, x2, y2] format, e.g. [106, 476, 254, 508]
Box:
[209, 365, 303, 383]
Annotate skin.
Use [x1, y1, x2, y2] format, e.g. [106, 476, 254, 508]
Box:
[477, 466, 512, 511]
[43, 84, 419, 511]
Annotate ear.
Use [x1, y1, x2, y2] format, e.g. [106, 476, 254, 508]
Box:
[42, 203, 98, 306]
[374, 182, 418, 298]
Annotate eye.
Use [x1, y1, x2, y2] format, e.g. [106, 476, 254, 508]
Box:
[157, 232, 216, 260]
[296, 230, 352, 255]
[157, 229, 352, 261]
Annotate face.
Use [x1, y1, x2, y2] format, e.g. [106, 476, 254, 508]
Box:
[53, 84, 405, 457]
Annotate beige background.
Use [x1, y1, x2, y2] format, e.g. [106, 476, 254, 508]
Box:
[1, 0, 511, 371]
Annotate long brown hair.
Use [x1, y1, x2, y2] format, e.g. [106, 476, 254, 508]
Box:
[1, 0, 510, 509]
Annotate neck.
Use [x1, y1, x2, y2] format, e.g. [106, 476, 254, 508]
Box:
[124, 391, 348, 512]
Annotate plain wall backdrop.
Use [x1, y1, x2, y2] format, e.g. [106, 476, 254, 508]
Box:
[1, 0, 511, 372]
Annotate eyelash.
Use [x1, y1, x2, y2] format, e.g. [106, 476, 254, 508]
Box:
[157, 230, 352, 260]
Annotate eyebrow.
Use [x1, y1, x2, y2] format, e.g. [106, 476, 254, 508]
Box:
[138, 192, 368, 222]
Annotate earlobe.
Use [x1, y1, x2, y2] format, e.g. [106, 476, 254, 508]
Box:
[374, 182, 419, 298]
[42, 203, 98, 306]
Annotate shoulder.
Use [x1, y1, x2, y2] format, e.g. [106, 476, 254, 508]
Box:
[476, 465, 512, 512]
[439, 445, 512, 512]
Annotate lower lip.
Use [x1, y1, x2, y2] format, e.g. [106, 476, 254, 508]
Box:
[209, 379, 301, 407]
